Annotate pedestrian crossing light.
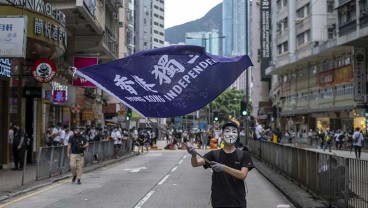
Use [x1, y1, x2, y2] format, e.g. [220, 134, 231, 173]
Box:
[213, 111, 219, 122]
[241, 100, 248, 116]
[126, 108, 132, 121]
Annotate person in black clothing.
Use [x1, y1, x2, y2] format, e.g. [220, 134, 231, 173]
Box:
[187, 122, 254, 208]
[12, 123, 26, 170]
[67, 128, 89, 184]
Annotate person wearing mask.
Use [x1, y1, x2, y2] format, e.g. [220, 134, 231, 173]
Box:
[51, 122, 62, 146]
[67, 128, 89, 184]
[111, 127, 122, 158]
[187, 122, 254, 208]
[12, 123, 26, 170]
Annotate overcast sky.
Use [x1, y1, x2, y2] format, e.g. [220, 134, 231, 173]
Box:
[164, 0, 223, 29]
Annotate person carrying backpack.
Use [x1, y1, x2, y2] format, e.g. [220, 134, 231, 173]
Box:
[187, 121, 254, 208]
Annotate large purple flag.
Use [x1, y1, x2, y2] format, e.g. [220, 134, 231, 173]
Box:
[75, 45, 253, 118]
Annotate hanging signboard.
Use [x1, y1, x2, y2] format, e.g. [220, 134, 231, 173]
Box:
[73, 56, 98, 87]
[0, 16, 27, 58]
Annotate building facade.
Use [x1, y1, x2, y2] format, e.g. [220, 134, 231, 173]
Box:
[134, 0, 165, 52]
[266, 0, 368, 136]
[0, 0, 121, 167]
[185, 30, 222, 55]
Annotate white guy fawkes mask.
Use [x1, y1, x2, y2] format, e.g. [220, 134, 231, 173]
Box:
[222, 126, 238, 144]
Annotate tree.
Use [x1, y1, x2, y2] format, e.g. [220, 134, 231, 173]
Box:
[204, 88, 245, 124]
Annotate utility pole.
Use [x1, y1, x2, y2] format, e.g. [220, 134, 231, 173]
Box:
[244, 0, 249, 146]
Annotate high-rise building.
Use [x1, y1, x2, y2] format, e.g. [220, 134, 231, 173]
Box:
[185, 30, 222, 55]
[222, 0, 249, 91]
[134, 0, 165, 52]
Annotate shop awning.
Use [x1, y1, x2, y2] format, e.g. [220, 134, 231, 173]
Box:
[280, 105, 355, 116]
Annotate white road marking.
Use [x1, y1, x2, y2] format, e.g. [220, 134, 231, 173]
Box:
[134, 191, 155, 208]
[277, 205, 291, 208]
[171, 166, 178, 172]
[178, 159, 184, 164]
[158, 174, 170, 185]
[124, 167, 147, 172]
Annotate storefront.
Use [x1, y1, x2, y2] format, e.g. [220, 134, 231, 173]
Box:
[0, 3, 67, 166]
[0, 59, 11, 168]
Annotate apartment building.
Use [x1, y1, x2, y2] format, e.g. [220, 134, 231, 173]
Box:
[266, 0, 368, 135]
[134, 0, 165, 51]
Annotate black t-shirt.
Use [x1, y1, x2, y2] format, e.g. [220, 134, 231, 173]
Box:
[13, 128, 25, 146]
[68, 135, 88, 154]
[203, 149, 254, 208]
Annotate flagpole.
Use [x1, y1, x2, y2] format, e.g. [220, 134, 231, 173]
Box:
[245, 0, 249, 146]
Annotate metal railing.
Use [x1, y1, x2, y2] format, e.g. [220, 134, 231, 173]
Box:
[36, 140, 127, 180]
[248, 139, 368, 208]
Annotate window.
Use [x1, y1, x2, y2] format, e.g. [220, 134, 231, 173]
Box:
[283, 18, 288, 30]
[283, 41, 288, 52]
[327, 0, 334, 13]
[283, 0, 288, 7]
[297, 30, 311, 46]
[327, 28, 334, 39]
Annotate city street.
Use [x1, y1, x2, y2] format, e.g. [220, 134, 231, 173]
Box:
[0, 149, 293, 208]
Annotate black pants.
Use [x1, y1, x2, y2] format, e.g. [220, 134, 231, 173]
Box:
[354, 146, 362, 159]
[12, 144, 26, 169]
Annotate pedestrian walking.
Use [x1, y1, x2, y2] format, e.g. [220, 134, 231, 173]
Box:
[67, 128, 89, 184]
[187, 121, 254, 208]
[352, 127, 364, 159]
[323, 131, 332, 152]
[11, 123, 26, 170]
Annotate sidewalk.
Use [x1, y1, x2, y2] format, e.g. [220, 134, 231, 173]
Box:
[0, 140, 171, 202]
[0, 152, 139, 203]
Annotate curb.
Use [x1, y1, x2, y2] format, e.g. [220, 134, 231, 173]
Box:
[0, 152, 139, 203]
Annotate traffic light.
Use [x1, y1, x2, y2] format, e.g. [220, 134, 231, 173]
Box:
[126, 108, 132, 121]
[213, 111, 219, 122]
[240, 100, 248, 116]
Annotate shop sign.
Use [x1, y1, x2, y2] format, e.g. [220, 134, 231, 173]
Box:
[23, 87, 42, 98]
[72, 56, 98, 87]
[7, 0, 66, 26]
[318, 70, 333, 87]
[32, 58, 57, 83]
[353, 48, 366, 101]
[71, 104, 81, 113]
[366, 111, 368, 134]
[34, 17, 67, 48]
[0, 16, 27, 58]
[53, 90, 66, 103]
[0, 58, 11, 77]
[51, 80, 68, 101]
[44, 89, 52, 100]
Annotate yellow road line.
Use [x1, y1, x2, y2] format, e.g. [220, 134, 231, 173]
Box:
[0, 180, 68, 208]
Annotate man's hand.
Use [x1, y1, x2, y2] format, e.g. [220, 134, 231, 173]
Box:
[187, 147, 197, 157]
[210, 161, 224, 172]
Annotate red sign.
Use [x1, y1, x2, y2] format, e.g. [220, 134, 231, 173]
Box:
[71, 104, 81, 113]
[32, 58, 57, 83]
[73, 57, 98, 87]
[53, 90, 66, 103]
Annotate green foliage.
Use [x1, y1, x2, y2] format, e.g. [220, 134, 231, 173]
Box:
[204, 88, 245, 122]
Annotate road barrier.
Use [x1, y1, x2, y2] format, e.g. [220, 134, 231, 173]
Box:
[248, 139, 368, 208]
[36, 140, 121, 180]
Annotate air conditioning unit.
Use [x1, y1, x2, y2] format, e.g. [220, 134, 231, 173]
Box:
[113, 12, 118, 20]
[294, 17, 304, 23]
[118, 21, 124, 27]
